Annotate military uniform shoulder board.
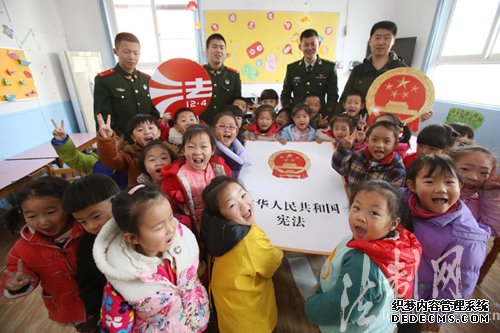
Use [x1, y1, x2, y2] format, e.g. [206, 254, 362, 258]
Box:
[225, 66, 239, 74]
[138, 70, 151, 78]
[98, 68, 116, 77]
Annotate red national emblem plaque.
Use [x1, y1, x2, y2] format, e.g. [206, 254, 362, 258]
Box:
[268, 150, 311, 179]
[150, 58, 212, 118]
[366, 68, 435, 132]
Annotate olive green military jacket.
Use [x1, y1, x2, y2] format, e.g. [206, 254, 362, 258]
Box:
[201, 64, 241, 125]
[281, 56, 339, 114]
[93, 64, 160, 135]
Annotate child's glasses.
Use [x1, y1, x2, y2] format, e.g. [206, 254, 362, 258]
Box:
[215, 124, 238, 130]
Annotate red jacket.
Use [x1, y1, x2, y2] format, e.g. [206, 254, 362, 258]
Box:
[161, 156, 231, 225]
[0, 221, 86, 324]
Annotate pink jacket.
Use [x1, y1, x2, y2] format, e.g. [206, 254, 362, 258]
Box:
[0, 221, 86, 324]
[462, 190, 500, 237]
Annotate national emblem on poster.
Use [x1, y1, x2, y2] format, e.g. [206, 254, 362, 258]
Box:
[268, 150, 310, 179]
[366, 67, 435, 132]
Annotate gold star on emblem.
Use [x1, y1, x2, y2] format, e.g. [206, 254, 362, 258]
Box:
[385, 83, 393, 90]
[391, 90, 398, 98]
[411, 85, 419, 92]
[402, 91, 409, 99]
[397, 77, 410, 89]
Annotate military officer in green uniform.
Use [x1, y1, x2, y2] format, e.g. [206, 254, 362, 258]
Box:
[281, 29, 339, 115]
[94, 32, 159, 137]
[201, 33, 241, 125]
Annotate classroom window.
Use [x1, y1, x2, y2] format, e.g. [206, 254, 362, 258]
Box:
[108, 0, 198, 73]
[429, 0, 500, 106]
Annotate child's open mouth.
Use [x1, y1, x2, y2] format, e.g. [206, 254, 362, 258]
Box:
[432, 197, 448, 204]
[354, 225, 366, 238]
[193, 157, 204, 165]
[242, 209, 252, 219]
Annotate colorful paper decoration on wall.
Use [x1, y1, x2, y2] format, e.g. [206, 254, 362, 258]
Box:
[204, 11, 339, 83]
[0, 48, 38, 102]
[2, 24, 14, 39]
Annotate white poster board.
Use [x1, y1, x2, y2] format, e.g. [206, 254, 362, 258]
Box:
[59, 51, 102, 132]
[239, 141, 351, 254]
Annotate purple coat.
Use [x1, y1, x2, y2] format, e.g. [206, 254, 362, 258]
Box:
[401, 188, 490, 301]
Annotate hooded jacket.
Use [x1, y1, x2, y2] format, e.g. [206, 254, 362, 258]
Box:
[93, 218, 209, 333]
[201, 213, 283, 333]
[215, 139, 251, 177]
[401, 188, 490, 300]
[0, 221, 86, 324]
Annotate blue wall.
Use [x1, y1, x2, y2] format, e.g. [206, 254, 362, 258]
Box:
[0, 101, 78, 160]
[421, 100, 500, 157]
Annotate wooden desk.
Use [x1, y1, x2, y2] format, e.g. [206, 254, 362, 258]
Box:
[0, 159, 54, 199]
[6, 132, 97, 161]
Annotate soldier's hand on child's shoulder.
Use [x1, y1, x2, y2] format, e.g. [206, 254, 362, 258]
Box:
[483, 166, 500, 190]
[51, 119, 67, 141]
[5, 259, 33, 291]
[97, 113, 114, 139]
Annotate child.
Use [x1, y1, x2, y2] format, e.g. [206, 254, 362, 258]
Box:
[93, 184, 209, 332]
[305, 180, 421, 332]
[223, 104, 246, 143]
[448, 122, 475, 147]
[449, 146, 500, 284]
[62, 174, 120, 331]
[166, 108, 199, 156]
[244, 104, 280, 141]
[232, 96, 248, 114]
[213, 111, 251, 177]
[201, 176, 283, 333]
[332, 120, 406, 191]
[97, 113, 161, 185]
[403, 123, 457, 169]
[403, 155, 490, 331]
[0, 177, 88, 329]
[162, 124, 231, 235]
[341, 90, 367, 126]
[322, 114, 360, 146]
[260, 88, 279, 110]
[137, 140, 176, 185]
[305, 94, 328, 129]
[373, 113, 412, 158]
[50, 119, 127, 189]
[279, 103, 318, 143]
[275, 107, 291, 130]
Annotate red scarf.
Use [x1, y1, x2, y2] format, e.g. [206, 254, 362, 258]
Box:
[246, 123, 280, 136]
[347, 226, 422, 299]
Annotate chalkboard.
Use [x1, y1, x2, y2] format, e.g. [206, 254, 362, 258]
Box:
[59, 51, 103, 132]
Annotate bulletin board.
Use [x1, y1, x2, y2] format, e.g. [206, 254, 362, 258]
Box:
[0, 47, 38, 102]
[204, 11, 339, 84]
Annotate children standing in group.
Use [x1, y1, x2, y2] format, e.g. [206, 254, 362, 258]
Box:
[331, 120, 406, 191]
[403, 154, 490, 332]
[137, 140, 176, 185]
[62, 174, 120, 331]
[201, 176, 283, 333]
[93, 184, 209, 333]
[305, 180, 421, 333]
[244, 105, 280, 141]
[373, 113, 413, 158]
[449, 146, 500, 284]
[97, 113, 161, 185]
[162, 124, 231, 235]
[166, 108, 199, 156]
[212, 111, 250, 177]
[279, 103, 319, 143]
[1, 177, 88, 330]
[403, 123, 457, 169]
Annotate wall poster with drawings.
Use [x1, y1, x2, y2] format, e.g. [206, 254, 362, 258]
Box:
[0, 47, 38, 102]
[204, 11, 339, 84]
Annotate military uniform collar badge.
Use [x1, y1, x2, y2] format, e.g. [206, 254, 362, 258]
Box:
[116, 88, 125, 92]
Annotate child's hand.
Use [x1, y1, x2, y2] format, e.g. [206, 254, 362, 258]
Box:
[341, 131, 355, 149]
[318, 114, 329, 128]
[161, 112, 171, 125]
[96, 113, 114, 138]
[315, 138, 323, 144]
[5, 259, 33, 291]
[51, 119, 67, 141]
[483, 166, 500, 190]
[355, 121, 367, 143]
[420, 110, 434, 122]
[358, 114, 368, 130]
[279, 138, 287, 145]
